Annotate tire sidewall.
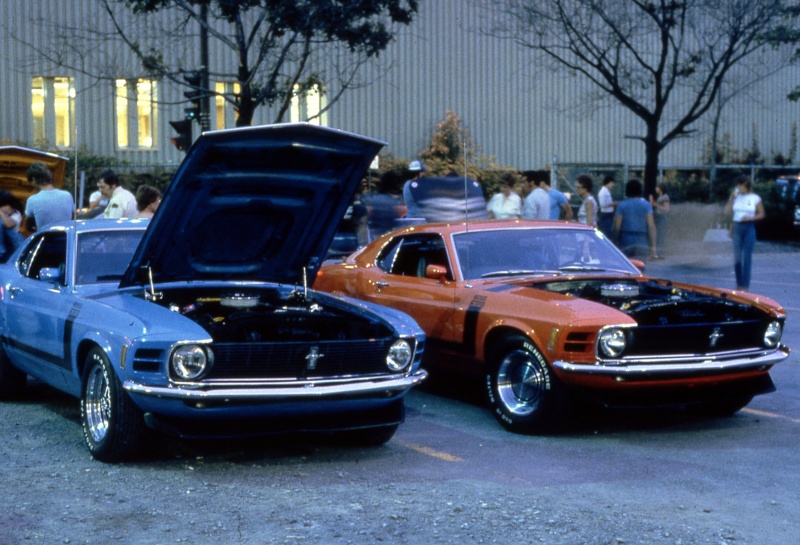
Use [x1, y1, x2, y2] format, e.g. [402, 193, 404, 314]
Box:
[485, 335, 559, 432]
[80, 348, 117, 458]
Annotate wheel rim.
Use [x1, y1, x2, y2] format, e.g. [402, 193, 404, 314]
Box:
[84, 364, 111, 444]
[496, 348, 548, 417]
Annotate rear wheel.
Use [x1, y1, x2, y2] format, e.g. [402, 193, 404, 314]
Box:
[485, 335, 567, 433]
[81, 347, 147, 462]
[0, 346, 26, 399]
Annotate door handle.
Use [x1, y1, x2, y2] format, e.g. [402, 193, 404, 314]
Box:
[375, 281, 389, 288]
[8, 287, 21, 296]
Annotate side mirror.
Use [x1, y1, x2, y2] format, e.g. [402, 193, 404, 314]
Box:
[629, 259, 645, 271]
[425, 264, 448, 280]
[39, 267, 64, 284]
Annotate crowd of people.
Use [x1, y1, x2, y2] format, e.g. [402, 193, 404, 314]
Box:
[0, 162, 162, 263]
[10, 160, 764, 292]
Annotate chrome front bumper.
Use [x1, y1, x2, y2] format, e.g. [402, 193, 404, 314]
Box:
[553, 345, 790, 378]
[124, 369, 428, 400]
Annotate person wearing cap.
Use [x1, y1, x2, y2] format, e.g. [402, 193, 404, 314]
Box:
[402, 160, 427, 218]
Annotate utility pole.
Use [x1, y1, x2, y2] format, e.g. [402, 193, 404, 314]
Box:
[199, 2, 211, 131]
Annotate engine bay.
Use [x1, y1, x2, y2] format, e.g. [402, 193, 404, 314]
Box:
[147, 286, 391, 343]
[536, 278, 762, 326]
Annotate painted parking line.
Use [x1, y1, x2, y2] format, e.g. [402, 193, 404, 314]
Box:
[742, 407, 800, 425]
[397, 440, 463, 462]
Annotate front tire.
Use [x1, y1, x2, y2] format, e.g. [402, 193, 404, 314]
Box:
[485, 335, 567, 433]
[81, 347, 147, 462]
[0, 345, 26, 399]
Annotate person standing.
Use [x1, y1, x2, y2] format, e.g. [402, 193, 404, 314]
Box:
[539, 177, 573, 221]
[612, 179, 656, 259]
[574, 173, 598, 227]
[597, 175, 617, 236]
[725, 175, 765, 290]
[402, 160, 426, 218]
[486, 172, 522, 219]
[97, 169, 138, 219]
[0, 191, 24, 262]
[135, 185, 162, 218]
[650, 183, 670, 258]
[24, 162, 75, 232]
[522, 172, 550, 220]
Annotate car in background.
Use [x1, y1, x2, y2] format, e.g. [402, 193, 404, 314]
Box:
[775, 174, 800, 233]
[316, 220, 789, 433]
[0, 124, 427, 461]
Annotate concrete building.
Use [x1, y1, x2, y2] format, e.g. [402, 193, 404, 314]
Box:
[2, 1, 798, 170]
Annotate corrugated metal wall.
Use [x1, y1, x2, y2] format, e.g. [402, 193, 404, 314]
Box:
[2, 0, 798, 170]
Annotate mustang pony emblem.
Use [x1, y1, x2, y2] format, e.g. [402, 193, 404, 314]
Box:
[709, 328, 724, 348]
[305, 346, 325, 370]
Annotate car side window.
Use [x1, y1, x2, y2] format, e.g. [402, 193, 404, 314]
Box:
[377, 234, 452, 280]
[18, 232, 68, 284]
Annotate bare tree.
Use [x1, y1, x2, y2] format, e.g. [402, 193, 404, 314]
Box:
[486, 0, 793, 195]
[21, 0, 418, 128]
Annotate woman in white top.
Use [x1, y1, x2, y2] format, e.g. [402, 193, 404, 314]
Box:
[487, 172, 522, 220]
[575, 173, 597, 227]
[724, 175, 765, 290]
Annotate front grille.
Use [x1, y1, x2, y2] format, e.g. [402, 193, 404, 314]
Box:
[623, 320, 765, 357]
[205, 338, 394, 380]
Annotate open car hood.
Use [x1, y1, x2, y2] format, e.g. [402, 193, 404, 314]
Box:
[120, 124, 384, 288]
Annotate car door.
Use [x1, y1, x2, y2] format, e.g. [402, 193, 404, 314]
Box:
[360, 234, 458, 343]
[3, 231, 74, 390]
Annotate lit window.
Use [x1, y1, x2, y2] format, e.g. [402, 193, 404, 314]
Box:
[290, 83, 327, 126]
[215, 81, 241, 130]
[115, 78, 158, 149]
[31, 76, 74, 148]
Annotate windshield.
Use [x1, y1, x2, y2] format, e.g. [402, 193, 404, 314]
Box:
[453, 227, 639, 281]
[76, 230, 146, 285]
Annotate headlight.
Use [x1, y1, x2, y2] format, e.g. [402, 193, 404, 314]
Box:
[386, 339, 413, 372]
[171, 344, 213, 380]
[598, 328, 627, 358]
[764, 321, 782, 348]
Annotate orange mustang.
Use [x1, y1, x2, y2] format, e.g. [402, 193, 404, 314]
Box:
[316, 220, 790, 433]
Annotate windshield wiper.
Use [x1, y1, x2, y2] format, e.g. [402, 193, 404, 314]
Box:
[558, 265, 608, 272]
[481, 269, 562, 278]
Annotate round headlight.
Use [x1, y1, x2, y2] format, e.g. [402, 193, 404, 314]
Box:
[764, 321, 782, 348]
[387, 339, 413, 372]
[171, 344, 212, 380]
[598, 328, 627, 358]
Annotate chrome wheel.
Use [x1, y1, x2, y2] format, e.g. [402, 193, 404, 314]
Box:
[81, 347, 146, 462]
[486, 335, 566, 433]
[83, 362, 111, 444]
[496, 347, 549, 417]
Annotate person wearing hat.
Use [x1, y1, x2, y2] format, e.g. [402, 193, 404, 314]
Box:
[402, 160, 427, 218]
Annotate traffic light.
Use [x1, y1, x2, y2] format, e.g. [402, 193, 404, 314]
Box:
[169, 119, 193, 152]
[183, 71, 203, 121]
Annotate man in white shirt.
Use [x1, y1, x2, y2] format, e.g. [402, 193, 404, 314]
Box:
[597, 175, 617, 236]
[97, 169, 138, 219]
[521, 173, 550, 220]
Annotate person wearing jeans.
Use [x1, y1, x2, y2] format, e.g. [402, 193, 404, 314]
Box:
[725, 175, 765, 290]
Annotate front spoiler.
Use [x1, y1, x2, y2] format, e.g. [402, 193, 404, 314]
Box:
[553, 345, 789, 379]
[123, 369, 428, 400]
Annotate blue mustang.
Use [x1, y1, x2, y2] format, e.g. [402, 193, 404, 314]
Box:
[0, 124, 426, 462]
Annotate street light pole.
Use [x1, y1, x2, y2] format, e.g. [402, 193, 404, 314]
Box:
[199, 2, 210, 131]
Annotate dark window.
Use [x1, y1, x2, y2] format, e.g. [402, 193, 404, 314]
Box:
[377, 234, 452, 280]
[18, 232, 67, 283]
